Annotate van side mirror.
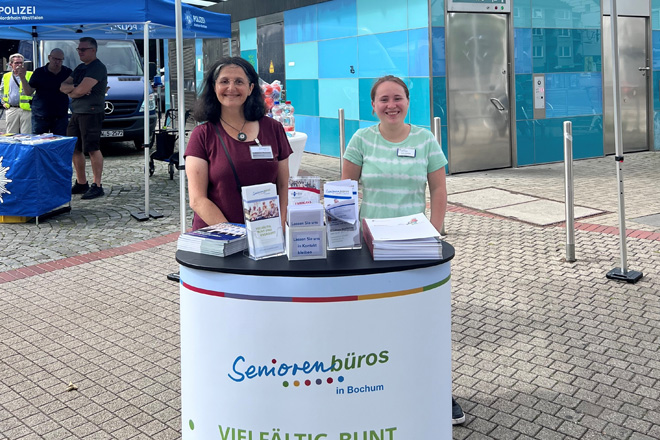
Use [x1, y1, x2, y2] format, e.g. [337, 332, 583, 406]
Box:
[148, 62, 157, 80]
[24, 60, 33, 71]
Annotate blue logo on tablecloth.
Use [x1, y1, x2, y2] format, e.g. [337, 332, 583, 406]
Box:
[0, 156, 12, 203]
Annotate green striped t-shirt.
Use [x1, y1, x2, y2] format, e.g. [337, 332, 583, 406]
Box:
[344, 124, 448, 220]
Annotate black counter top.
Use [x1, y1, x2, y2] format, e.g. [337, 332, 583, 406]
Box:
[176, 241, 454, 277]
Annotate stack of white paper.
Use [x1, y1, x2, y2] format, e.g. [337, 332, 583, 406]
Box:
[323, 179, 361, 250]
[242, 183, 285, 260]
[362, 213, 443, 260]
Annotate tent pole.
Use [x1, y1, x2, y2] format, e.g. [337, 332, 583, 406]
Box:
[176, 0, 187, 234]
[605, 0, 642, 284]
[156, 39, 161, 72]
[131, 21, 160, 221]
[32, 26, 38, 67]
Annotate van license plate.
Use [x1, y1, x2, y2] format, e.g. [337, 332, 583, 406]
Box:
[101, 130, 124, 138]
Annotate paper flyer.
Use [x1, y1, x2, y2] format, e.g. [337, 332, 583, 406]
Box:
[288, 176, 321, 206]
[242, 183, 285, 259]
[323, 180, 361, 249]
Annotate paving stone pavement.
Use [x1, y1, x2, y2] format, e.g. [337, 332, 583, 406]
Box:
[1, 144, 660, 439]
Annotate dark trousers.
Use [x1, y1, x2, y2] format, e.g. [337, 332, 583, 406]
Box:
[32, 114, 69, 136]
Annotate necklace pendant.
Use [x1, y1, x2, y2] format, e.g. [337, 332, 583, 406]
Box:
[237, 132, 247, 142]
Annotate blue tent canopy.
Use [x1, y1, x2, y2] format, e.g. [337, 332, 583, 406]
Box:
[1, 0, 231, 225]
[0, 0, 230, 40]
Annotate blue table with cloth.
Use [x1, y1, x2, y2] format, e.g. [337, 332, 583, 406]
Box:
[0, 135, 76, 218]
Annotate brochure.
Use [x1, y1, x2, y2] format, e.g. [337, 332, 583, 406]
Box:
[288, 176, 321, 206]
[362, 213, 443, 260]
[323, 179, 361, 249]
[177, 222, 247, 257]
[0, 133, 65, 144]
[242, 183, 285, 259]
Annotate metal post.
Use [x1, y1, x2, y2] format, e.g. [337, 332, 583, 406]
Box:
[605, 0, 643, 283]
[433, 117, 446, 236]
[143, 24, 150, 215]
[176, 0, 188, 234]
[338, 108, 345, 178]
[130, 22, 154, 221]
[31, 27, 38, 68]
[563, 121, 576, 263]
[155, 39, 162, 127]
[156, 39, 161, 74]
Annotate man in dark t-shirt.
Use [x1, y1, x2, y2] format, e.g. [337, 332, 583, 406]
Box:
[60, 37, 108, 200]
[21, 48, 72, 135]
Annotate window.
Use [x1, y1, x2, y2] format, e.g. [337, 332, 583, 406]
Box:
[559, 46, 572, 58]
[533, 45, 544, 58]
[558, 29, 571, 38]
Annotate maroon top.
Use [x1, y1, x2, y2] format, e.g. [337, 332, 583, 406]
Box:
[184, 116, 292, 230]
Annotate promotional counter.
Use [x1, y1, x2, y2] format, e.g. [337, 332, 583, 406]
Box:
[176, 242, 455, 440]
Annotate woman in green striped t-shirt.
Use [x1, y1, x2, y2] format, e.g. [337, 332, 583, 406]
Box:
[341, 75, 465, 426]
[341, 75, 448, 233]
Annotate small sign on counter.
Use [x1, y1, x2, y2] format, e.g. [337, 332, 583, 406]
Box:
[286, 224, 327, 260]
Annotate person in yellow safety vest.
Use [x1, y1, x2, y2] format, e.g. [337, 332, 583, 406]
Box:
[1, 53, 33, 134]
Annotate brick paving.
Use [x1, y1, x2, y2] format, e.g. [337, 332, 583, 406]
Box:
[1, 141, 660, 439]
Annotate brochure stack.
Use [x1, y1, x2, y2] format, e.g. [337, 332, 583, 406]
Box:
[362, 213, 443, 261]
[241, 183, 285, 260]
[0, 133, 66, 145]
[323, 180, 361, 250]
[177, 222, 247, 257]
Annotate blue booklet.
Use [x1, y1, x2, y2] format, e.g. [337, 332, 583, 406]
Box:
[178, 222, 247, 257]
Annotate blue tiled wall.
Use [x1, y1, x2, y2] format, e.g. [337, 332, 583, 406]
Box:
[431, 1, 447, 153]
[238, 0, 657, 162]
[275, 0, 433, 157]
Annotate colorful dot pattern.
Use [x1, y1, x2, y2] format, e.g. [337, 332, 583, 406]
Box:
[272, 357, 344, 389]
[281, 375, 343, 388]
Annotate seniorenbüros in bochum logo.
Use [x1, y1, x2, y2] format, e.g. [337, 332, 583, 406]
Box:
[228, 349, 389, 393]
[0, 156, 12, 203]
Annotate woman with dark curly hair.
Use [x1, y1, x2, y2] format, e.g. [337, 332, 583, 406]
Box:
[185, 57, 292, 230]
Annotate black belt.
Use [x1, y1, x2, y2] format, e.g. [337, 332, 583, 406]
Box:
[9, 105, 19, 108]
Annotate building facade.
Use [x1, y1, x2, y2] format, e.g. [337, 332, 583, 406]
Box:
[191, 0, 660, 173]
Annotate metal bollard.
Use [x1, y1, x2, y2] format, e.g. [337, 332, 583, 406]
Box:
[563, 121, 576, 263]
[338, 108, 346, 178]
[433, 117, 447, 236]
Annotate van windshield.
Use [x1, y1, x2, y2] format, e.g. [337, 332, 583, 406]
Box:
[44, 40, 144, 76]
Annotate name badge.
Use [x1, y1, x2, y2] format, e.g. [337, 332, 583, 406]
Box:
[250, 145, 274, 160]
[397, 148, 416, 158]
